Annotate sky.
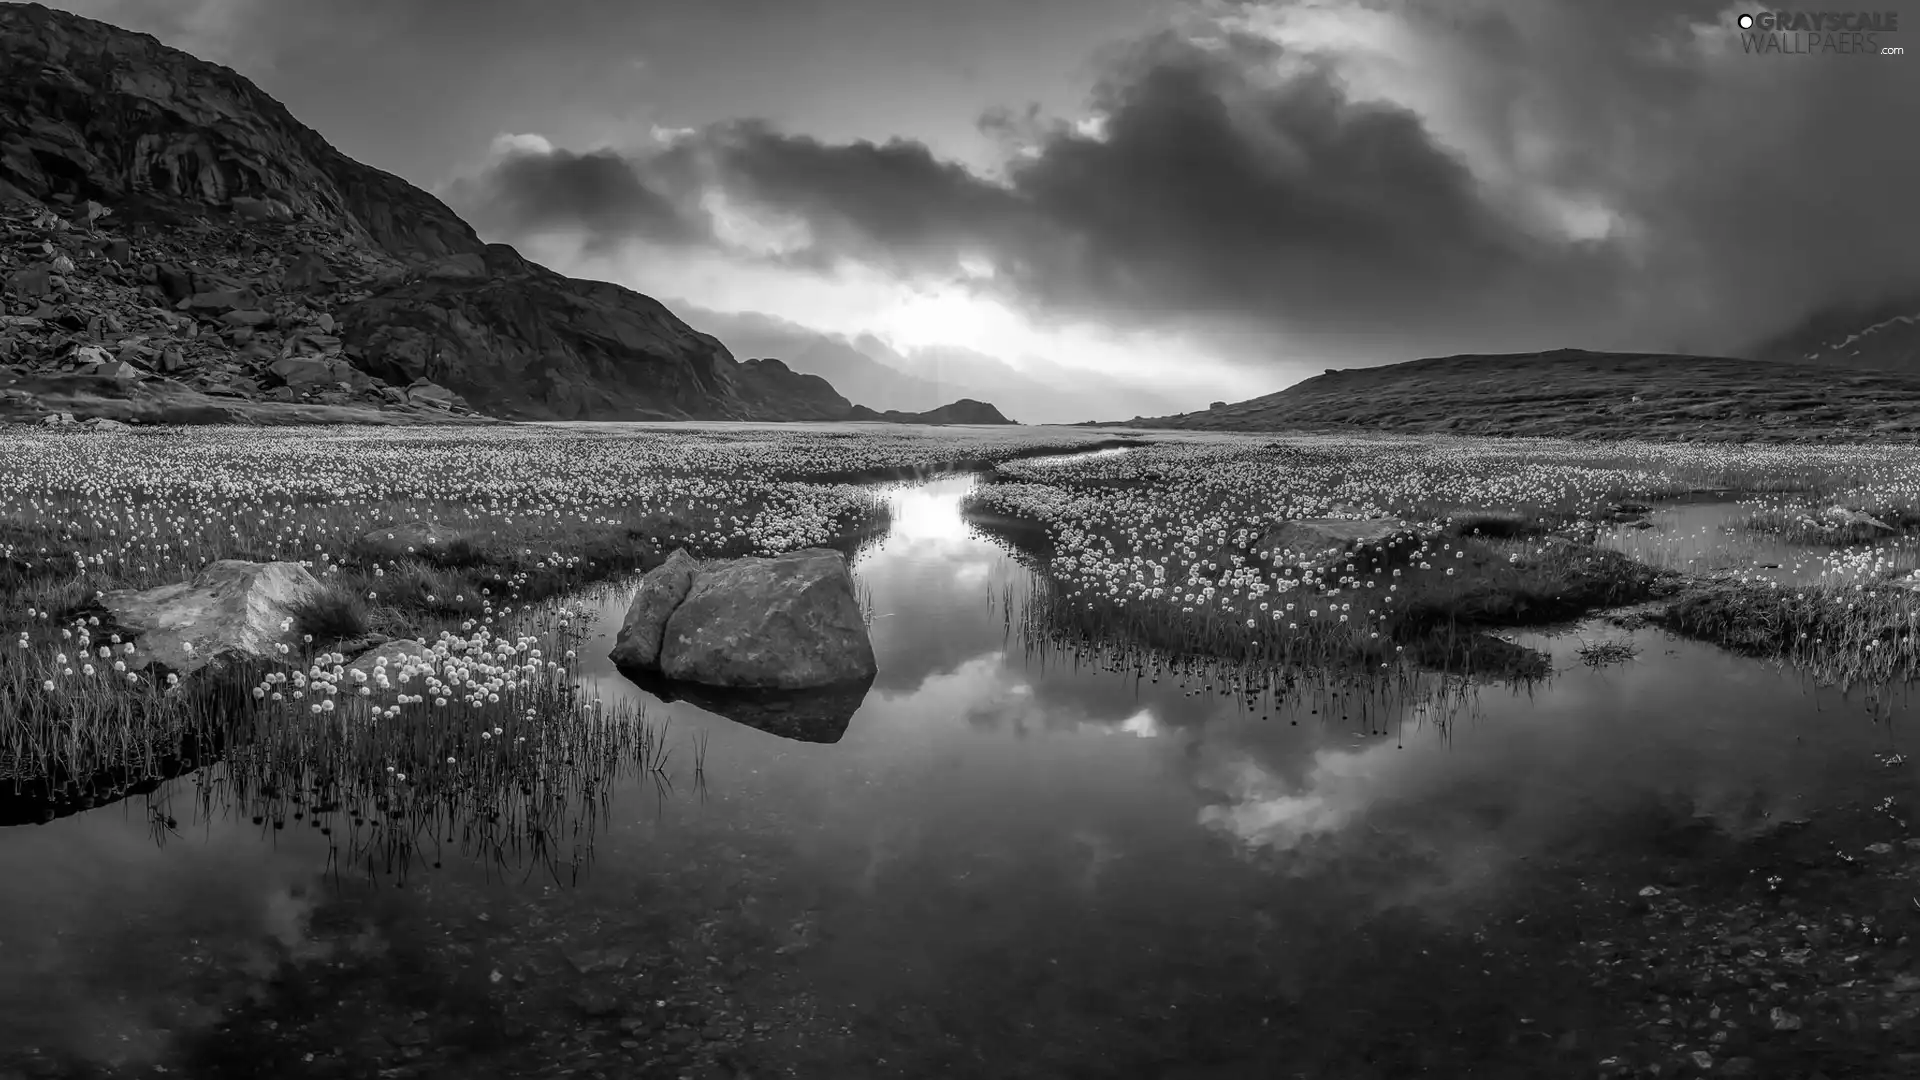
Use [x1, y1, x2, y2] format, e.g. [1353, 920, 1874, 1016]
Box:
[44, 0, 1920, 418]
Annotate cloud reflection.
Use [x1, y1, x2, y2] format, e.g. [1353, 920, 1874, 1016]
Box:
[0, 815, 338, 1069]
[1184, 629, 1908, 915]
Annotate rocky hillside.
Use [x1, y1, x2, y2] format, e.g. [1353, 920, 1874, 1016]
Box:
[0, 1, 918, 425]
[1119, 349, 1920, 441]
[730, 358, 854, 421]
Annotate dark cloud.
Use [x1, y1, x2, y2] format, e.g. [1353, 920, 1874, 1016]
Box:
[448, 147, 703, 253]
[453, 0, 1920, 360]
[692, 120, 1034, 275]
[989, 31, 1632, 344]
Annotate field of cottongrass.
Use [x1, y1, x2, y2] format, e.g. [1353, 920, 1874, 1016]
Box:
[0, 423, 1123, 824]
[139, 604, 688, 883]
[966, 434, 1920, 694]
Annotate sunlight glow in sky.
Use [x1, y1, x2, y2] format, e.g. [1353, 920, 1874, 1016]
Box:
[523, 228, 1269, 399]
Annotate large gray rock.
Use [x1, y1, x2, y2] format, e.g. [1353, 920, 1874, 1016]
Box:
[658, 548, 875, 690]
[357, 520, 461, 561]
[99, 559, 319, 676]
[1825, 506, 1895, 536]
[609, 548, 699, 670]
[1257, 518, 1413, 563]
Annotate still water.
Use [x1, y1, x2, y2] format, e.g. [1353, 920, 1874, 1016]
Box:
[0, 475, 1912, 1079]
[1598, 501, 1920, 586]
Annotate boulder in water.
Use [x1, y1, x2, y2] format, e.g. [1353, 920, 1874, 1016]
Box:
[609, 548, 699, 670]
[658, 548, 876, 689]
[616, 666, 869, 744]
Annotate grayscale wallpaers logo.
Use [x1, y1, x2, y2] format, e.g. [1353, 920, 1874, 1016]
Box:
[1737, 10, 1903, 54]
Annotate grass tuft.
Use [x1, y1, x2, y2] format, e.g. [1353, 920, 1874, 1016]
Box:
[288, 580, 372, 646]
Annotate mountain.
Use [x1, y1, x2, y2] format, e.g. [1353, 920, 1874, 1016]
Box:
[0, 2, 959, 424]
[730, 358, 854, 420]
[1747, 295, 1920, 371]
[668, 304, 957, 413]
[846, 398, 1014, 425]
[1116, 349, 1920, 441]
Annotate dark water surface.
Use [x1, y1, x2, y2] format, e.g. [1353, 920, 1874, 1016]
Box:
[2, 476, 1915, 1079]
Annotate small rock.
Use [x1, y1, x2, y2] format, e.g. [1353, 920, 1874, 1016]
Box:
[1866, 842, 1894, 855]
[183, 287, 261, 312]
[156, 264, 195, 303]
[7, 266, 51, 297]
[232, 195, 293, 222]
[1689, 1050, 1713, 1070]
[617, 1015, 656, 1036]
[1638, 885, 1663, 898]
[49, 254, 75, 274]
[1769, 1006, 1802, 1031]
[570, 988, 621, 1017]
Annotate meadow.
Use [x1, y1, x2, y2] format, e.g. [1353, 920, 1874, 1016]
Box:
[0, 423, 1126, 825]
[965, 434, 1920, 693]
[14, 423, 1920, 828]
[13, 423, 1920, 1078]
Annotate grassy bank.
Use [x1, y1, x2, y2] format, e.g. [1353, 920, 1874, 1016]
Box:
[0, 424, 1130, 820]
[977, 504, 1666, 680]
[965, 435, 1920, 684]
[1651, 578, 1920, 693]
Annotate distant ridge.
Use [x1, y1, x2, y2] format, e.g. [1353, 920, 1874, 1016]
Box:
[1112, 349, 1920, 441]
[845, 398, 1015, 426]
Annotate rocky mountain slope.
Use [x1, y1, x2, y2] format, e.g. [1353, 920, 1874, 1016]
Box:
[1115, 349, 1920, 441]
[0, 2, 972, 425]
[668, 304, 956, 413]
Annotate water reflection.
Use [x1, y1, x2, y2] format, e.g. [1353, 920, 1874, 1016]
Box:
[1599, 500, 1920, 585]
[613, 666, 872, 743]
[2, 471, 1916, 1078]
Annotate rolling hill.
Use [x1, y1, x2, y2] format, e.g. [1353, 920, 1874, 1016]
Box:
[1117, 349, 1920, 441]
